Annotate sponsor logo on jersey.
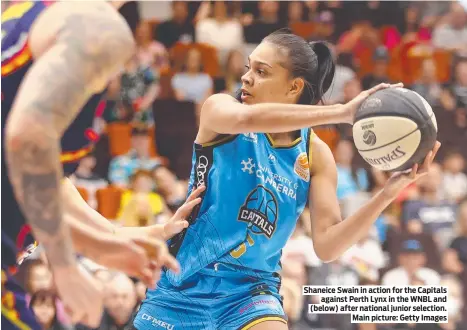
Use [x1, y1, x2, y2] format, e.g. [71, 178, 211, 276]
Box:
[141, 313, 175, 330]
[242, 133, 258, 143]
[238, 185, 278, 238]
[241, 158, 298, 200]
[268, 154, 277, 164]
[294, 152, 310, 182]
[196, 155, 209, 187]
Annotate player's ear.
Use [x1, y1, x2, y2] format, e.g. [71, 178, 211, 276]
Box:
[288, 77, 305, 99]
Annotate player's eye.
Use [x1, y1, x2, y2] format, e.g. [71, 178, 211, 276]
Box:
[256, 69, 265, 76]
[245, 65, 250, 71]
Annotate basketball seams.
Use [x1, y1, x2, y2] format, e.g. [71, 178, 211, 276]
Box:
[354, 113, 435, 152]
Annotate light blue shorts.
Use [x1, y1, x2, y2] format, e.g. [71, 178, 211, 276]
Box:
[133, 264, 287, 330]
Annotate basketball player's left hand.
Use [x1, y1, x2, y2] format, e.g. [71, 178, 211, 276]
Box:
[162, 185, 205, 240]
[383, 141, 441, 199]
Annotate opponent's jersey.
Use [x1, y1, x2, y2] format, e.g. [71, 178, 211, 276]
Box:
[167, 129, 313, 286]
[1, 1, 106, 268]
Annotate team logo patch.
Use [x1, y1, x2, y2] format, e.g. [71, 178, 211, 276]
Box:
[238, 185, 278, 238]
[294, 152, 310, 182]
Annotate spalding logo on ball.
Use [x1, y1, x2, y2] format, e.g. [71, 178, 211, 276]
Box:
[352, 88, 438, 172]
[363, 130, 377, 146]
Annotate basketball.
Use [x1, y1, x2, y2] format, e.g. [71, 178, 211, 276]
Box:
[352, 88, 438, 172]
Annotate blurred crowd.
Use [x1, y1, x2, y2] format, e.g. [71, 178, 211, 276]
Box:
[9, 1, 467, 330]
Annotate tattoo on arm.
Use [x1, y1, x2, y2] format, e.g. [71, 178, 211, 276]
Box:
[5, 3, 134, 269]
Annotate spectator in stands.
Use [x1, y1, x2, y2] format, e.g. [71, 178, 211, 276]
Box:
[214, 49, 244, 94]
[402, 163, 457, 250]
[171, 48, 213, 104]
[120, 54, 159, 126]
[287, 1, 305, 24]
[382, 238, 441, 285]
[443, 198, 467, 277]
[109, 127, 160, 188]
[361, 46, 392, 90]
[69, 153, 108, 210]
[136, 21, 169, 71]
[195, 1, 244, 65]
[335, 139, 369, 201]
[438, 275, 465, 330]
[25, 260, 53, 294]
[155, 1, 195, 48]
[323, 51, 356, 104]
[282, 209, 321, 268]
[118, 169, 170, 227]
[98, 273, 138, 330]
[441, 59, 467, 111]
[152, 164, 187, 212]
[340, 234, 385, 282]
[30, 290, 71, 330]
[308, 10, 338, 44]
[432, 3, 467, 55]
[243, 1, 283, 43]
[411, 58, 443, 108]
[442, 151, 467, 203]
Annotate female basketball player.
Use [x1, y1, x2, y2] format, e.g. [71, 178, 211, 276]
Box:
[134, 29, 440, 330]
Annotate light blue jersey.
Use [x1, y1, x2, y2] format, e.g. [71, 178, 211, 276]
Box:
[166, 129, 313, 286]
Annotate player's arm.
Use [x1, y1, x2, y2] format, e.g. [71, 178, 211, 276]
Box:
[198, 83, 403, 142]
[308, 137, 393, 262]
[199, 93, 346, 137]
[4, 2, 134, 271]
[62, 178, 115, 234]
[309, 137, 440, 262]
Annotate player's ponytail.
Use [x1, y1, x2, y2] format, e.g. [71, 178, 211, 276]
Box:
[308, 41, 335, 105]
[264, 30, 335, 106]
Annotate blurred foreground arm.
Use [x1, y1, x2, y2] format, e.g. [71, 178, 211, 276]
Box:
[4, 2, 134, 325]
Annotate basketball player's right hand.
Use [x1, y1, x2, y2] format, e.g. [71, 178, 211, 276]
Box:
[342, 82, 404, 124]
[53, 264, 104, 327]
[91, 234, 179, 289]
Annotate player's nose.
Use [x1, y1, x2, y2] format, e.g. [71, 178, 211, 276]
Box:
[241, 71, 253, 87]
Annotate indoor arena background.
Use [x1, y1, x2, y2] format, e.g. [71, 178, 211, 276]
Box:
[8, 1, 467, 329]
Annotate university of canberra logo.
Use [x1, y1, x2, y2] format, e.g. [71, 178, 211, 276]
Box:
[238, 185, 278, 238]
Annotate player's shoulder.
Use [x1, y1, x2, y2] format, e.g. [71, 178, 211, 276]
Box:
[203, 93, 238, 108]
[309, 133, 336, 175]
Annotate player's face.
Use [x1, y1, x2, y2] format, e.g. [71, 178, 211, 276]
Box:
[241, 42, 304, 105]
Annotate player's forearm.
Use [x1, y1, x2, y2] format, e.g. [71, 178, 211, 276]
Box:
[314, 190, 392, 262]
[66, 213, 106, 262]
[240, 103, 345, 133]
[207, 95, 346, 134]
[62, 178, 115, 234]
[5, 127, 76, 269]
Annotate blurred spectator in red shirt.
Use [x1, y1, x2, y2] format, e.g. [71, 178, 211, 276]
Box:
[411, 58, 443, 108]
[361, 46, 392, 90]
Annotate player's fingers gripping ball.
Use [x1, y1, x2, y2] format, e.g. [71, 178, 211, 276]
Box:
[353, 88, 438, 172]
